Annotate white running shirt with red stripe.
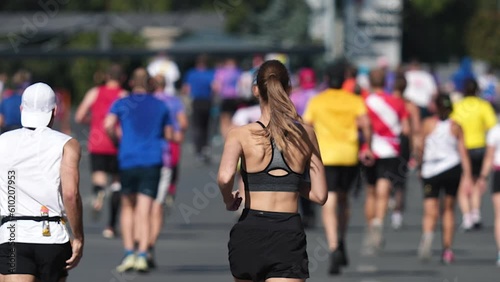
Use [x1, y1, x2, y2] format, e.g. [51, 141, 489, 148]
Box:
[364, 92, 409, 159]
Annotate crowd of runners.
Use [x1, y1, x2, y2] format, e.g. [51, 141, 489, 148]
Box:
[1, 53, 500, 278]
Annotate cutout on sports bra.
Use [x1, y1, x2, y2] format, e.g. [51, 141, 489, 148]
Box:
[267, 168, 289, 177]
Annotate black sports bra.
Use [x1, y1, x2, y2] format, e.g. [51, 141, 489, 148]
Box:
[240, 121, 306, 192]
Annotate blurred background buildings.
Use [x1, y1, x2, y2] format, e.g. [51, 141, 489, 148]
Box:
[0, 0, 498, 102]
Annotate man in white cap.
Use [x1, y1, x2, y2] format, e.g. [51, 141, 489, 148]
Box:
[0, 82, 84, 282]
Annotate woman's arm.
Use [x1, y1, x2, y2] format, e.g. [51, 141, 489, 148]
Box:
[478, 145, 495, 191]
[415, 118, 431, 171]
[407, 102, 421, 152]
[217, 128, 243, 210]
[300, 125, 327, 205]
[453, 121, 473, 178]
[452, 121, 473, 193]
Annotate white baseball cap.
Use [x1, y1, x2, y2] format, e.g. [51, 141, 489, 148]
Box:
[21, 82, 56, 128]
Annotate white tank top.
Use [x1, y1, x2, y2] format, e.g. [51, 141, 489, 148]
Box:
[0, 127, 72, 244]
[486, 125, 500, 169]
[421, 119, 461, 178]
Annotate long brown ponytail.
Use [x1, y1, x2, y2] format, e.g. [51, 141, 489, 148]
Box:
[255, 60, 302, 151]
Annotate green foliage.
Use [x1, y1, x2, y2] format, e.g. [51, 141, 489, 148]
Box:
[111, 32, 145, 47]
[66, 33, 98, 49]
[466, 11, 500, 66]
[409, 0, 454, 17]
[402, 0, 477, 62]
[64, 31, 146, 103]
[224, 0, 310, 45]
[107, 0, 172, 12]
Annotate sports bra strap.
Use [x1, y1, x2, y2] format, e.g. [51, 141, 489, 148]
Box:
[256, 121, 266, 128]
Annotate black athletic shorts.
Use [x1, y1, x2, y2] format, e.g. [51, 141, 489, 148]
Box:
[120, 165, 161, 199]
[468, 148, 485, 177]
[422, 164, 462, 198]
[90, 153, 118, 174]
[228, 209, 309, 282]
[220, 98, 244, 115]
[365, 158, 405, 186]
[324, 165, 358, 192]
[0, 241, 72, 282]
[492, 170, 500, 194]
[419, 106, 431, 120]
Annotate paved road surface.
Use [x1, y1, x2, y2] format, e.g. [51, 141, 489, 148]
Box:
[65, 121, 497, 282]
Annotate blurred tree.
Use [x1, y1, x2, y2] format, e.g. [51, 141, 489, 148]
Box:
[0, 0, 213, 12]
[225, 0, 310, 45]
[224, 0, 269, 34]
[465, 1, 500, 66]
[409, 0, 454, 17]
[65, 31, 145, 103]
[402, 0, 477, 63]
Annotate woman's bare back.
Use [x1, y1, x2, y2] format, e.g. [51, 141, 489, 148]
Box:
[236, 121, 312, 213]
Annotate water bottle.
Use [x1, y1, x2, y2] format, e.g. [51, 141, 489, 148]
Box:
[41, 206, 51, 237]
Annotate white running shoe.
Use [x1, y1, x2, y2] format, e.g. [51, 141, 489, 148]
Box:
[418, 233, 433, 262]
[460, 216, 473, 232]
[391, 212, 403, 230]
[116, 254, 136, 273]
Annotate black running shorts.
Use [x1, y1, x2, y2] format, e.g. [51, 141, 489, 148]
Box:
[324, 165, 359, 192]
[228, 209, 309, 281]
[422, 165, 462, 198]
[468, 148, 485, 177]
[0, 241, 72, 282]
[90, 153, 118, 174]
[365, 157, 404, 186]
[220, 98, 244, 115]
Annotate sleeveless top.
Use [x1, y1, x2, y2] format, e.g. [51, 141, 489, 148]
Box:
[421, 119, 461, 178]
[0, 127, 72, 244]
[240, 121, 305, 192]
[89, 85, 121, 155]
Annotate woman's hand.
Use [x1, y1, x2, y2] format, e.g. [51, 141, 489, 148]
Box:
[225, 191, 243, 211]
[459, 174, 474, 196]
[476, 175, 488, 194]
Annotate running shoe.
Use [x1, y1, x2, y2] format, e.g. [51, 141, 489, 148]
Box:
[471, 211, 482, 230]
[134, 255, 149, 272]
[102, 228, 115, 239]
[388, 197, 396, 211]
[91, 190, 106, 221]
[496, 252, 500, 267]
[116, 254, 136, 273]
[165, 194, 175, 217]
[441, 249, 454, 265]
[417, 233, 433, 262]
[361, 227, 376, 256]
[147, 248, 157, 269]
[328, 250, 341, 275]
[391, 212, 403, 230]
[460, 215, 473, 232]
[147, 256, 156, 269]
[337, 241, 349, 266]
[473, 220, 483, 230]
[371, 223, 384, 251]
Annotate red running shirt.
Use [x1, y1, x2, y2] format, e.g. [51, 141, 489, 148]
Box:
[88, 86, 122, 155]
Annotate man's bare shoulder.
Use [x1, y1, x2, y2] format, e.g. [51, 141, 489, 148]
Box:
[64, 138, 81, 154]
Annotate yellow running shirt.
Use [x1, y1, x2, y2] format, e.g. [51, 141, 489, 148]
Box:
[450, 96, 497, 149]
[303, 89, 367, 166]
